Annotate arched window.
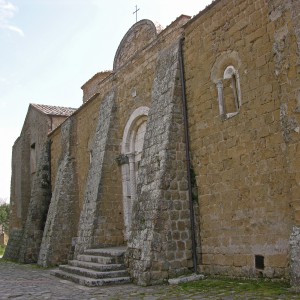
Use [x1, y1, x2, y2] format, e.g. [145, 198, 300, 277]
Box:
[120, 107, 149, 239]
[216, 66, 242, 119]
[211, 51, 242, 120]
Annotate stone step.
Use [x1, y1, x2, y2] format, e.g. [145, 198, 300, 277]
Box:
[68, 260, 125, 271]
[59, 264, 129, 279]
[52, 269, 131, 287]
[77, 254, 120, 264]
[83, 247, 126, 257]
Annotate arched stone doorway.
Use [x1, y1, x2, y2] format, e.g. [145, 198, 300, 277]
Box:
[121, 107, 149, 240]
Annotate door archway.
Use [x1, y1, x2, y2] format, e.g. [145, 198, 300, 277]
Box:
[121, 106, 149, 240]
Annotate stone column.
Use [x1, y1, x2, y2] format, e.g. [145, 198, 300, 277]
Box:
[216, 80, 225, 116]
[127, 152, 137, 203]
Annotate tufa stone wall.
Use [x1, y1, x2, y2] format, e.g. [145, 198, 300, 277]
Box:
[18, 141, 52, 263]
[72, 17, 190, 259]
[6, 1, 300, 288]
[5, 107, 52, 260]
[184, 0, 300, 281]
[81, 71, 112, 103]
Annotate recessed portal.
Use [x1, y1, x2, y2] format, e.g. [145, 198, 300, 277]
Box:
[121, 106, 149, 240]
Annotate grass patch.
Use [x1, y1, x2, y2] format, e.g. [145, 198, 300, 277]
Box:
[177, 277, 294, 297]
[0, 245, 5, 256]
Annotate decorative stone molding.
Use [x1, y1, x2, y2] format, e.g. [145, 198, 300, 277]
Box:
[113, 20, 157, 71]
[211, 51, 242, 120]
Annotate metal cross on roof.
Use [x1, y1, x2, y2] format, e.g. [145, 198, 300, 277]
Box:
[133, 5, 140, 23]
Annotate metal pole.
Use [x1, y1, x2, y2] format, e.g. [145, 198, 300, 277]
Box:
[179, 37, 198, 274]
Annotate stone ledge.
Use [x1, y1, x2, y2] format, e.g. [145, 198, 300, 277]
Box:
[168, 273, 205, 285]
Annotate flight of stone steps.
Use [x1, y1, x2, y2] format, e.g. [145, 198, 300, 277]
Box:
[51, 246, 131, 287]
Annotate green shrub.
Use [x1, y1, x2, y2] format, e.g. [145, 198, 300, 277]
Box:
[0, 203, 10, 234]
[0, 245, 5, 256]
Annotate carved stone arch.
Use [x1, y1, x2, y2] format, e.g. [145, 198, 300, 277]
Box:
[211, 50, 242, 83]
[211, 51, 242, 119]
[113, 20, 157, 71]
[121, 106, 149, 239]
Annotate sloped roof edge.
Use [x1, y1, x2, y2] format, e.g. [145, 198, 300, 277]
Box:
[30, 103, 77, 117]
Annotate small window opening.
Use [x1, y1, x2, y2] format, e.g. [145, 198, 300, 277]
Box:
[255, 255, 265, 270]
[30, 143, 36, 174]
[216, 65, 242, 120]
[223, 75, 239, 114]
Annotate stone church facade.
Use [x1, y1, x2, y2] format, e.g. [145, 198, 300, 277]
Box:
[5, 0, 300, 287]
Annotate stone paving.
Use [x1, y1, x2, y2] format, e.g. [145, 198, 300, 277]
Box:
[0, 261, 299, 300]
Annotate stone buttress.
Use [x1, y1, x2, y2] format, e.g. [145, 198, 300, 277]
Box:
[38, 118, 79, 267]
[267, 0, 300, 288]
[125, 41, 195, 285]
[74, 90, 117, 256]
[18, 141, 52, 263]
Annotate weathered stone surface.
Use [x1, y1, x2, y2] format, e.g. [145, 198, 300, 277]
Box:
[74, 91, 117, 256]
[168, 273, 205, 285]
[38, 118, 79, 267]
[113, 20, 157, 70]
[18, 141, 52, 263]
[290, 226, 300, 287]
[3, 229, 23, 260]
[125, 41, 194, 285]
[183, 0, 300, 284]
[6, 0, 300, 289]
[5, 105, 71, 261]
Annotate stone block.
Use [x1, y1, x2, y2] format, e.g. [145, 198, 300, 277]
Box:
[267, 254, 288, 268]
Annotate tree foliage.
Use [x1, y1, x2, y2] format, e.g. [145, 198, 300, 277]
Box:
[0, 202, 10, 234]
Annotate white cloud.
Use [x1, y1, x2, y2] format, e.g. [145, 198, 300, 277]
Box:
[0, 0, 24, 36]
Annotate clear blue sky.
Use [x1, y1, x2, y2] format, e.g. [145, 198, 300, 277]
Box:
[0, 0, 213, 202]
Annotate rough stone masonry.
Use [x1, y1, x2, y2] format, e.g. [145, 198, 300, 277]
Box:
[5, 0, 300, 288]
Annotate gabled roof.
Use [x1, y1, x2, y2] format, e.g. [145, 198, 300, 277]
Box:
[30, 103, 77, 117]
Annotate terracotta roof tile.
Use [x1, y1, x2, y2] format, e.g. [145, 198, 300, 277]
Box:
[31, 103, 77, 117]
